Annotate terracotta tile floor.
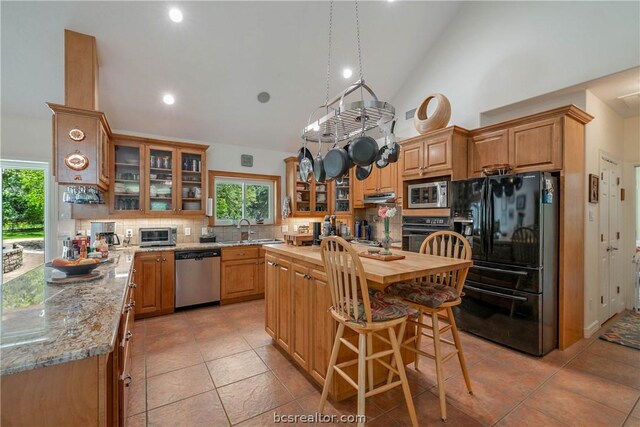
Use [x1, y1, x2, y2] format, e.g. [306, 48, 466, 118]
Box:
[127, 301, 640, 426]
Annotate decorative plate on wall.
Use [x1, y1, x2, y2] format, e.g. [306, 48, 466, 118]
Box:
[68, 128, 86, 142]
[64, 152, 89, 171]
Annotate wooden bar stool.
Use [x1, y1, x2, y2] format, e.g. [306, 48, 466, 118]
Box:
[385, 231, 473, 422]
[318, 236, 418, 427]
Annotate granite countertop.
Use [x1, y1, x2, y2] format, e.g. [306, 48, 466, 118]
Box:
[0, 239, 283, 376]
[0, 253, 133, 376]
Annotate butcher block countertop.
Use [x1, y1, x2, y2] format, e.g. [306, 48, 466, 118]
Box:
[262, 244, 472, 287]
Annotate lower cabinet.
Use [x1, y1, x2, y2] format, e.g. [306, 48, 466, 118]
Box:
[221, 246, 265, 304]
[133, 251, 174, 319]
[1, 269, 138, 426]
[264, 252, 415, 400]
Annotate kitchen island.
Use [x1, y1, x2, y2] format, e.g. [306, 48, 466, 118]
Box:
[262, 243, 472, 401]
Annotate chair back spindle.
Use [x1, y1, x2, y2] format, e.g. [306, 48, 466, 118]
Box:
[321, 237, 372, 323]
[419, 231, 471, 293]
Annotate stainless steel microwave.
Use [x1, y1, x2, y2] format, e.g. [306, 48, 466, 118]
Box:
[139, 227, 177, 247]
[407, 181, 448, 209]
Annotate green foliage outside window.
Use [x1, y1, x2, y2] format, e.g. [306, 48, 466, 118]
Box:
[2, 169, 45, 232]
[215, 179, 272, 224]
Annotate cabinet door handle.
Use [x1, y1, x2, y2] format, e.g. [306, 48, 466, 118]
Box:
[131, 300, 136, 308]
[129, 282, 137, 289]
[132, 269, 137, 274]
[126, 331, 133, 341]
[162, 258, 167, 261]
[156, 258, 161, 262]
[122, 374, 132, 387]
[139, 208, 143, 212]
[267, 261, 276, 266]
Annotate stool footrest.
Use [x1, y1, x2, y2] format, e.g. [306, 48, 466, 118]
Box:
[365, 380, 403, 398]
[339, 337, 359, 354]
[366, 349, 394, 361]
[334, 366, 358, 390]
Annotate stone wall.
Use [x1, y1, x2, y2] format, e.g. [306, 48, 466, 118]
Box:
[3, 245, 23, 273]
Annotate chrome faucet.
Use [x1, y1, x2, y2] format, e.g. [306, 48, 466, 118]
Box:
[237, 218, 253, 241]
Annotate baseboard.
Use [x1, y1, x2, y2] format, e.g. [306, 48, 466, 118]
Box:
[583, 320, 600, 338]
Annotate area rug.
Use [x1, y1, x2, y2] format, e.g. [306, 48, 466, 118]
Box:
[599, 311, 640, 350]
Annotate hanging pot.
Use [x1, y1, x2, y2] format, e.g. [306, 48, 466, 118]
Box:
[298, 141, 314, 182]
[314, 140, 326, 183]
[355, 164, 373, 181]
[349, 134, 378, 166]
[375, 145, 390, 169]
[324, 144, 350, 179]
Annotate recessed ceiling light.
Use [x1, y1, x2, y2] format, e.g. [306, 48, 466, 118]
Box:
[163, 94, 175, 105]
[342, 68, 353, 79]
[169, 8, 183, 23]
[257, 92, 271, 103]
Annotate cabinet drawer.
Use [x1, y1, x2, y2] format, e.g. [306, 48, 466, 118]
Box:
[222, 246, 260, 261]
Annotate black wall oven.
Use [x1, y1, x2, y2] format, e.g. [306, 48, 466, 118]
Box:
[401, 216, 451, 253]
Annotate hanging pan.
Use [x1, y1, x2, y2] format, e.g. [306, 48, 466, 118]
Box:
[355, 164, 373, 181]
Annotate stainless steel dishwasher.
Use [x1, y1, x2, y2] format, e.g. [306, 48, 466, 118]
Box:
[175, 249, 221, 308]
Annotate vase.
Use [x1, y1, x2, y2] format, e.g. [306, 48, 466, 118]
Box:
[380, 218, 392, 255]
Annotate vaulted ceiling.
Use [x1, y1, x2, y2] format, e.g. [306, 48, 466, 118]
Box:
[1, 1, 462, 152]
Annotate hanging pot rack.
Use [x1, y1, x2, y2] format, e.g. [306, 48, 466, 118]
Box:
[301, 0, 395, 145]
[302, 80, 395, 143]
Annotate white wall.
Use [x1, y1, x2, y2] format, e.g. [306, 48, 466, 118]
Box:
[392, 1, 640, 138]
[583, 91, 626, 335]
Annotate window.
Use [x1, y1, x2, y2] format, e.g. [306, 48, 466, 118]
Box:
[212, 173, 279, 226]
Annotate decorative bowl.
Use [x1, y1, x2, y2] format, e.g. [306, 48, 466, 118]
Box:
[46, 261, 100, 276]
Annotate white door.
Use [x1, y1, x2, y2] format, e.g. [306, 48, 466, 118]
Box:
[599, 155, 623, 324]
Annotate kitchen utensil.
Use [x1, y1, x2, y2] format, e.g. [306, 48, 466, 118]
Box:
[314, 140, 326, 182]
[348, 134, 378, 166]
[414, 93, 451, 134]
[298, 143, 314, 182]
[324, 144, 350, 178]
[387, 120, 399, 163]
[355, 164, 373, 181]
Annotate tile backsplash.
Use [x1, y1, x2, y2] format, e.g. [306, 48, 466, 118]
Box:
[76, 218, 284, 245]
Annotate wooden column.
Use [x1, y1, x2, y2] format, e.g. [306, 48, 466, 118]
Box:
[65, 29, 99, 110]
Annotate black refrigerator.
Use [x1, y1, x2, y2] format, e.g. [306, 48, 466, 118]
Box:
[450, 171, 558, 356]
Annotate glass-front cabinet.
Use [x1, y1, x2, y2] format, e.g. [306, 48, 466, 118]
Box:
[112, 141, 143, 212]
[332, 170, 352, 214]
[178, 149, 204, 213]
[109, 136, 207, 216]
[146, 146, 176, 213]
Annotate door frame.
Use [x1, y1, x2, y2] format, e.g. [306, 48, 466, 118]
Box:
[598, 152, 623, 324]
[0, 159, 52, 263]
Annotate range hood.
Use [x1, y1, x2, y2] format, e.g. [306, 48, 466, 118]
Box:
[363, 193, 396, 204]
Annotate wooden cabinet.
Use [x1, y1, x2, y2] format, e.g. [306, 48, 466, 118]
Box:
[400, 126, 469, 181]
[0, 268, 137, 426]
[361, 162, 398, 196]
[284, 157, 330, 216]
[309, 268, 334, 385]
[509, 117, 562, 172]
[468, 117, 563, 177]
[291, 264, 312, 370]
[111, 140, 144, 213]
[109, 134, 207, 216]
[47, 103, 112, 191]
[468, 129, 510, 176]
[263, 251, 417, 400]
[220, 246, 264, 304]
[177, 149, 205, 214]
[265, 254, 279, 339]
[132, 251, 174, 319]
[276, 258, 292, 353]
[330, 168, 354, 215]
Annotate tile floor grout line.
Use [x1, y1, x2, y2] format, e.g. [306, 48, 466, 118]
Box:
[204, 356, 234, 427]
[621, 394, 640, 426]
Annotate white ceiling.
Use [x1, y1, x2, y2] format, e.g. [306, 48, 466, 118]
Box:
[1, 1, 462, 152]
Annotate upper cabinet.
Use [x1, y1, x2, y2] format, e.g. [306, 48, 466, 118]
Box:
[361, 162, 398, 195]
[110, 135, 207, 216]
[330, 169, 353, 215]
[284, 157, 330, 216]
[48, 103, 111, 191]
[468, 109, 574, 178]
[400, 126, 469, 181]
